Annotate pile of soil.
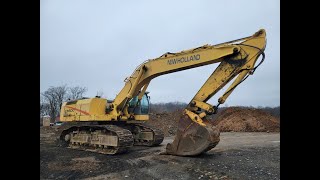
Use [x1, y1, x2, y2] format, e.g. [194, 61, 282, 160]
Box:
[146, 107, 280, 136]
[146, 110, 182, 137]
[211, 107, 280, 132]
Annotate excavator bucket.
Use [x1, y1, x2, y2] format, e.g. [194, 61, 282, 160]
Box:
[164, 114, 220, 156]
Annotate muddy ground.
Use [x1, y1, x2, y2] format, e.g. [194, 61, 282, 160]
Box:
[40, 129, 280, 180]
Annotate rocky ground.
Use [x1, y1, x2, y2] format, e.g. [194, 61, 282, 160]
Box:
[40, 107, 280, 179]
[40, 128, 280, 180]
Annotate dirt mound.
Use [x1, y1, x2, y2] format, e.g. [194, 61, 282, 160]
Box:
[146, 107, 280, 136]
[211, 107, 280, 132]
[146, 110, 182, 137]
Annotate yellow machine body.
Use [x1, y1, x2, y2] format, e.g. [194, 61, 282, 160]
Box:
[61, 97, 149, 122]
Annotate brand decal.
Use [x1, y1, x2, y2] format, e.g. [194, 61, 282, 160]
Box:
[167, 54, 200, 65]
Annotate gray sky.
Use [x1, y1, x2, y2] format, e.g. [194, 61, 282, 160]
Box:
[40, 0, 279, 107]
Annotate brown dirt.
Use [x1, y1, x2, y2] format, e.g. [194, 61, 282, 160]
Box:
[146, 109, 181, 137]
[146, 107, 280, 136]
[211, 107, 280, 132]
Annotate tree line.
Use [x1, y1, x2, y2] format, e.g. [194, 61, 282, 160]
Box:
[40, 85, 87, 122]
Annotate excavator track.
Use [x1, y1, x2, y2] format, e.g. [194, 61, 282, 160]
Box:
[123, 124, 164, 146]
[59, 124, 134, 155]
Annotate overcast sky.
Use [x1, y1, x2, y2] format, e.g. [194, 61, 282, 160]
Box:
[40, 0, 279, 107]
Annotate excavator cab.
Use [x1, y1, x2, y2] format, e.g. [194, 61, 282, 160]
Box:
[127, 93, 150, 115]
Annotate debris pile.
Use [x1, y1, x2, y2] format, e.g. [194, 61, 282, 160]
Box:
[211, 107, 280, 132]
[147, 107, 280, 136]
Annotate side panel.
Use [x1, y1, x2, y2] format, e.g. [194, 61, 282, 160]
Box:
[60, 98, 115, 122]
[60, 98, 150, 122]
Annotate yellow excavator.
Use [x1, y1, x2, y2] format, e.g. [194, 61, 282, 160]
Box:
[57, 29, 267, 156]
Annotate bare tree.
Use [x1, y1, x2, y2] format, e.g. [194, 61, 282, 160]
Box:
[41, 90, 57, 122]
[40, 95, 44, 117]
[40, 94, 50, 117]
[41, 85, 68, 122]
[68, 86, 88, 100]
[54, 85, 68, 109]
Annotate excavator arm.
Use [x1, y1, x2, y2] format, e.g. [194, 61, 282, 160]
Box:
[113, 29, 267, 156]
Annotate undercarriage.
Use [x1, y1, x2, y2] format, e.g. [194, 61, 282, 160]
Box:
[57, 122, 164, 155]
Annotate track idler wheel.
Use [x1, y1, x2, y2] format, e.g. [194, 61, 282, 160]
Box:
[163, 114, 220, 156]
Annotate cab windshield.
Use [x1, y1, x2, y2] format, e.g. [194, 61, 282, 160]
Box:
[128, 93, 149, 115]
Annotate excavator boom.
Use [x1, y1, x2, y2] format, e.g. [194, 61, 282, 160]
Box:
[113, 29, 266, 156]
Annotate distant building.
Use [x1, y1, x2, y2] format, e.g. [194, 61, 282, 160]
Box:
[42, 115, 51, 127]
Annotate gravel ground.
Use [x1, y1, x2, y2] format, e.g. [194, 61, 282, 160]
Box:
[40, 130, 280, 180]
